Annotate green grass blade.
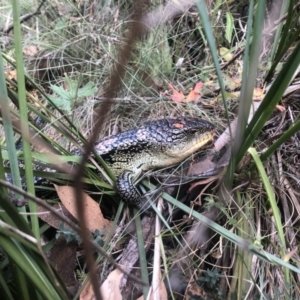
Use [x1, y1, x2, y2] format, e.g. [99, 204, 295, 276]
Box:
[13, 266, 31, 300]
[0, 144, 8, 198]
[225, 12, 234, 44]
[250, 119, 300, 169]
[237, 40, 300, 164]
[248, 147, 289, 284]
[269, 1, 290, 62]
[265, 1, 294, 82]
[195, 0, 228, 124]
[247, 148, 286, 249]
[265, 26, 300, 83]
[225, 0, 257, 186]
[0, 235, 68, 300]
[0, 55, 24, 211]
[235, 0, 265, 149]
[12, 0, 38, 236]
[0, 266, 14, 300]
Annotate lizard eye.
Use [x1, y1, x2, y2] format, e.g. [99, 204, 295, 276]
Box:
[189, 128, 198, 134]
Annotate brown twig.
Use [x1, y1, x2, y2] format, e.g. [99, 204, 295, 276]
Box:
[220, 47, 245, 71]
[73, 1, 148, 299]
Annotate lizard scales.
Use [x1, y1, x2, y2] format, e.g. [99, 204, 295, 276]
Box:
[94, 117, 215, 207]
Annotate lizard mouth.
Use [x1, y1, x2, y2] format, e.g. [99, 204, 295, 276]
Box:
[166, 129, 215, 159]
[180, 131, 215, 157]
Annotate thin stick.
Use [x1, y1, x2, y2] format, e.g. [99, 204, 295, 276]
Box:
[72, 1, 147, 298]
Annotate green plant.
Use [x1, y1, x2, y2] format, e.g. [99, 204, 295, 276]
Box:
[49, 76, 97, 115]
[197, 269, 222, 290]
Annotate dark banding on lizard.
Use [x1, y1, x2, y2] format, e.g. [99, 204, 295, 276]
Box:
[94, 117, 215, 207]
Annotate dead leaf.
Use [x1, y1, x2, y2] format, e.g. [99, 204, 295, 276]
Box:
[188, 156, 217, 176]
[253, 87, 265, 101]
[184, 281, 207, 300]
[23, 45, 39, 56]
[168, 83, 185, 102]
[185, 82, 203, 102]
[276, 104, 286, 112]
[98, 269, 123, 300]
[80, 280, 95, 300]
[6, 70, 17, 80]
[211, 250, 222, 259]
[193, 82, 204, 94]
[37, 203, 76, 230]
[283, 247, 298, 262]
[54, 185, 112, 237]
[168, 82, 204, 103]
[185, 90, 199, 102]
[219, 47, 232, 61]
